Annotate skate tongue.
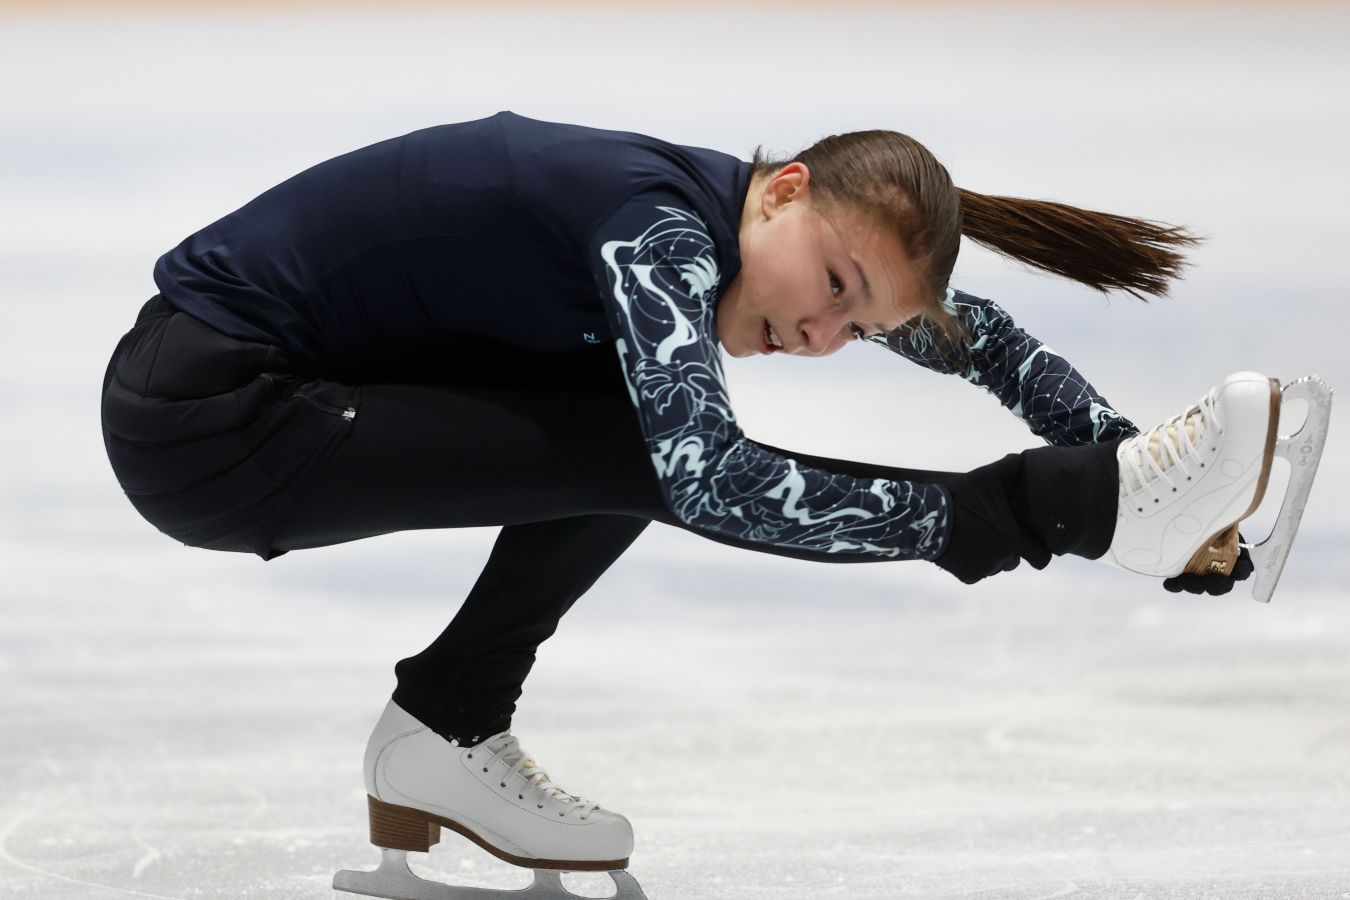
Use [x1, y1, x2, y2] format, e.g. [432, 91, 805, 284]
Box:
[521, 759, 560, 792]
[1145, 412, 1202, 476]
[491, 741, 556, 789]
[484, 735, 590, 805]
[520, 759, 586, 804]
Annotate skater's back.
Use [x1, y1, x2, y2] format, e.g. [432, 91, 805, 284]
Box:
[154, 110, 752, 378]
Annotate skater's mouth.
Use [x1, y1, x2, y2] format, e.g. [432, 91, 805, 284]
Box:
[762, 319, 785, 354]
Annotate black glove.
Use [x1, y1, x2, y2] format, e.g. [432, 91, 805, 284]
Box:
[1162, 533, 1254, 595]
[931, 453, 1053, 585]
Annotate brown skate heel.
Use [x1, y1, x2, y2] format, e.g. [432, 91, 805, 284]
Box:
[368, 795, 442, 852]
[1182, 377, 1281, 577]
[364, 794, 629, 872]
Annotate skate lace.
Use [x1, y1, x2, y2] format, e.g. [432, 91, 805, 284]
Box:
[1121, 388, 1223, 502]
[473, 733, 602, 819]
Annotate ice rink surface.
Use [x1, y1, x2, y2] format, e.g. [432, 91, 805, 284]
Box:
[2, 3, 1349, 898]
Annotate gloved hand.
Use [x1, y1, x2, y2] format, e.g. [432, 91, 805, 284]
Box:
[931, 453, 1052, 585]
[1162, 533, 1254, 595]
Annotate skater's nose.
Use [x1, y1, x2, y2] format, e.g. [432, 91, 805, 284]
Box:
[794, 310, 853, 357]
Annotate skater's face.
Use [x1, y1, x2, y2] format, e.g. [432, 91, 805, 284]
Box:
[717, 161, 927, 359]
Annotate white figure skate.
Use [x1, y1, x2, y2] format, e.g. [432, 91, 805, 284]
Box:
[333, 700, 647, 900]
[1101, 371, 1332, 602]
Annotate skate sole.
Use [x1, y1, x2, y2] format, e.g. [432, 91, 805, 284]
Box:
[1181, 376, 1280, 577]
[367, 794, 629, 873]
[335, 847, 649, 899]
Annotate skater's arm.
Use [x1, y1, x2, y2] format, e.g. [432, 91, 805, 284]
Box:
[588, 191, 952, 561]
[864, 288, 1140, 446]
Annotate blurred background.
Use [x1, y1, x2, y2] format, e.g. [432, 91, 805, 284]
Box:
[2, 2, 1348, 898]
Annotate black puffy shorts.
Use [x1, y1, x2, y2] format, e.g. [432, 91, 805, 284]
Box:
[100, 294, 359, 560]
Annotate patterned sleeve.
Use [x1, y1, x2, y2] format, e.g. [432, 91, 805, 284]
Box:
[865, 287, 1141, 446]
[588, 191, 952, 560]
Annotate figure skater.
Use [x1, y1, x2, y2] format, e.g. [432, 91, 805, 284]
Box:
[100, 111, 1328, 899]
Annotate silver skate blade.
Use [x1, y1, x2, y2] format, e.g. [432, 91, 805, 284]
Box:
[1240, 375, 1333, 604]
[334, 848, 648, 900]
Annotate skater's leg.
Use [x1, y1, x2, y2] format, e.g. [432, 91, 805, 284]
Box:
[391, 514, 651, 745]
[259, 375, 676, 747]
[264, 376, 675, 550]
[98, 302, 692, 754]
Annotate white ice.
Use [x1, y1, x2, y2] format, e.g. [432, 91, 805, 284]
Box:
[2, 4, 1349, 898]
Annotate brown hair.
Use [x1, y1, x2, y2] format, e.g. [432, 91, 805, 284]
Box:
[749, 130, 1205, 369]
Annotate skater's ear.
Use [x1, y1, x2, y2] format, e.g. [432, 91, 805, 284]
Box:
[759, 161, 812, 217]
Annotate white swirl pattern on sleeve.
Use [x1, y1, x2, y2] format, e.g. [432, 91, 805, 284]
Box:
[590, 193, 951, 560]
[868, 288, 1140, 447]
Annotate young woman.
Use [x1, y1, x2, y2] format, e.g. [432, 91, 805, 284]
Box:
[100, 111, 1277, 898]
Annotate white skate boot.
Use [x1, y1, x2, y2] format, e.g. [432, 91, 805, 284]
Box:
[333, 699, 647, 899]
[1101, 371, 1333, 602]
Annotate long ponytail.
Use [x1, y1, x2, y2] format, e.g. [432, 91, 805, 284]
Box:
[957, 189, 1205, 302]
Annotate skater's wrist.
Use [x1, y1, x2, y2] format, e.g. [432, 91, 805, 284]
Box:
[927, 484, 956, 562]
[930, 455, 1060, 584]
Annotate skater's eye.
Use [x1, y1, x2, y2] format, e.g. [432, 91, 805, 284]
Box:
[831, 268, 879, 341]
[829, 269, 863, 341]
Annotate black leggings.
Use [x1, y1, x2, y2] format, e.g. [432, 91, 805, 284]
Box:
[101, 295, 1120, 745]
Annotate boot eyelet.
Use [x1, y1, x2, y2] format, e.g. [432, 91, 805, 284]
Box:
[467, 753, 473, 759]
[519, 794, 524, 800]
[1137, 507, 1143, 512]
[537, 804, 543, 809]
[559, 811, 565, 817]
[482, 767, 488, 772]
[1172, 488, 1177, 492]
[500, 782, 506, 787]
[1154, 499, 1159, 503]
